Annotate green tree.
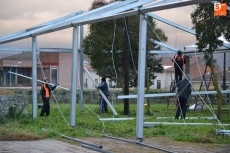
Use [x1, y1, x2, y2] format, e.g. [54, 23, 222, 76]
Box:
[83, 0, 167, 114]
[191, 0, 230, 119]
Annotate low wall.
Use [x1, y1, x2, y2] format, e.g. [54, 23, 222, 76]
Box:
[0, 95, 28, 117]
[1, 89, 228, 117]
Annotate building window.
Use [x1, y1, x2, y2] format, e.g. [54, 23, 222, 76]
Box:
[157, 80, 161, 89]
[83, 61, 88, 65]
[0, 68, 9, 86]
[17, 68, 31, 85]
[50, 67, 58, 84]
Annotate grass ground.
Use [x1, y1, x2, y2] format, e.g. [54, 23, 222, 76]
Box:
[0, 101, 230, 144]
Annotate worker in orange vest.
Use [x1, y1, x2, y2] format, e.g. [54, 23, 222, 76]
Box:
[172, 50, 186, 83]
[40, 77, 57, 116]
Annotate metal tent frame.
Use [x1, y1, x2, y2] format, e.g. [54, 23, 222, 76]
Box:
[0, 0, 215, 141]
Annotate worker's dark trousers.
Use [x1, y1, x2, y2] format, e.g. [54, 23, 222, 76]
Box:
[40, 97, 50, 116]
[175, 68, 183, 83]
[99, 96, 108, 113]
[175, 97, 187, 119]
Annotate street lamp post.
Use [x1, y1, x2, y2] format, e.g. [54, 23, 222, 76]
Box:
[10, 62, 21, 87]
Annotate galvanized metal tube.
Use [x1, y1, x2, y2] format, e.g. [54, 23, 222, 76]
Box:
[79, 25, 84, 110]
[8, 71, 69, 91]
[135, 141, 175, 153]
[144, 122, 230, 126]
[62, 135, 103, 149]
[136, 13, 147, 141]
[70, 26, 78, 127]
[106, 135, 136, 143]
[99, 118, 134, 121]
[105, 135, 175, 153]
[81, 144, 111, 153]
[32, 37, 37, 119]
[84, 67, 118, 115]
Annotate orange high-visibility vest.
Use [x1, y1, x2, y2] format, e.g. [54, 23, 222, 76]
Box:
[174, 55, 185, 69]
[43, 84, 50, 98]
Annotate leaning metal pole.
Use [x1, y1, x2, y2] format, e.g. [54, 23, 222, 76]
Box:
[83, 67, 118, 115]
[8, 72, 69, 90]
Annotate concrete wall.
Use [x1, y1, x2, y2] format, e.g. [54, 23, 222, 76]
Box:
[0, 94, 28, 117]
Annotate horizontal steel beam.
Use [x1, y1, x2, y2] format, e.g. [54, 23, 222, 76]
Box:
[144, 122, 230, 126]
[0, 0, 135, 44]
[148, 13, 196, 35]
[38, 48, 73, 52]
[117, 90, 230, 99]
[150, 39, 178, 51]
[149, 50, 179, 55]
[148, 11, 230, 50]
[149, 49, 230, 55]
[24, 0, 151, 38]
[99, 118, 135, 121]
[0, 0, 212, 45]
[0, 48, 31, 52]
[184, 49, 230, 56]
[156, 116, 216, 120]
[70, 0, 213, 27]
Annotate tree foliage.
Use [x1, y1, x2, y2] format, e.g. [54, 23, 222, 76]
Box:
[191, 0, 230, 119]
[83, 0, 168, 90]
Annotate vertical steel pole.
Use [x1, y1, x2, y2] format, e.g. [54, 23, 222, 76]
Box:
[80, 25, 84, 110]
[185, 55, 190, 75]
[124, 17, 130, 115]
[32, 37, 37, 119]
[70, 26, 79, 127]
[223, 53, 226, 90]
[229, 91, 230, 115]
[136, 13, 147, 142]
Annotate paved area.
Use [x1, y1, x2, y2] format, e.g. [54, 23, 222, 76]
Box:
[0, 138, 230, 153]
[0, 139, 98, 153]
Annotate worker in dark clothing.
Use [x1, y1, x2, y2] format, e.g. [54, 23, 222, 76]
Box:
[97, 77, 109, 113]
[173, 74, 192, 119]
[40, 77, 57, 116]
[172, 50, 186, 83]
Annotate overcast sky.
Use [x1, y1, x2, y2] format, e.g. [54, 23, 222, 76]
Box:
[0, 0, 197, 49]
[0, 0, 229, 67]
